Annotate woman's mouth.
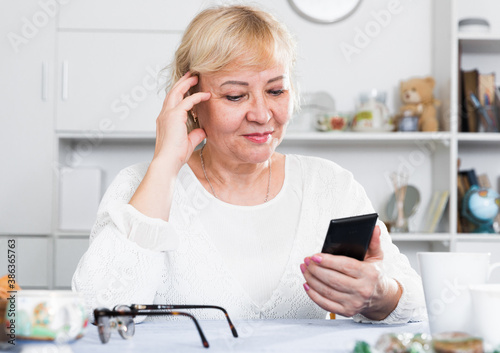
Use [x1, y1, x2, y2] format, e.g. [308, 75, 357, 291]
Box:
[243, 132, 273, 144]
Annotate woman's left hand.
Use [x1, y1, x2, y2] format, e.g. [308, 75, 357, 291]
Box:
[300, 226, 402, 320]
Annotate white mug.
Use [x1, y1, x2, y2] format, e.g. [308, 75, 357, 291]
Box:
[417, 252, 500, 334]
[469, 284, 500, 347]
[11, 290, 88, 342]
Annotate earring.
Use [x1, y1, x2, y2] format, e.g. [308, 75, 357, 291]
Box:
[191, 110, 198, 123]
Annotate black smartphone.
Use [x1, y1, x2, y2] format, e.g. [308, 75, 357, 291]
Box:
[321, 213, 378, 261]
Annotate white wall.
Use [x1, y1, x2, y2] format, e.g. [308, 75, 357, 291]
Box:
[254, 0, 433, 113]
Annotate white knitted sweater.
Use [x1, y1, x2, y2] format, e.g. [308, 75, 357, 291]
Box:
[72, 154, 427, 323]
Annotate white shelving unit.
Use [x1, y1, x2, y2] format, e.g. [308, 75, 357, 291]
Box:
[448, 0, 500, 282]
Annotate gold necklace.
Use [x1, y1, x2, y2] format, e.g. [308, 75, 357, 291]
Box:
[199, 145, 272, 202]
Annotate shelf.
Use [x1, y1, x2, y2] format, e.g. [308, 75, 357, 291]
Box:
[457, 132, 500, 143]
[55, 230, 90, 237]
[390, 233, 452, 242]
[458, 33, 500, 41]
[0, 233, 50, 238]
[284, 132, 451, 143]
[459, 34, 500, 53]
[57, 131, 156, 141]
[57, 131, 453, 145]
[456, 234, 500, 242]
[52, 231, 454, 241]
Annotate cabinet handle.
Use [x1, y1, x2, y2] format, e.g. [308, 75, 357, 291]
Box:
[42, 62, 48, 101]
[62, 60, 69, 101]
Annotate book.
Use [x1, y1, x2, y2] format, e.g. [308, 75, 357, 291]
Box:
[477, 173, 491, 189]
[422, 190, 450, 233]
[494, 87, 500, 129]
[462, 69, 479, 132]
[478, 72, 495, 106]
[459, 169, 479, 187]
[457, 170, 478, 233]
[457, 172, 465, 233]
[469, 92, 499, 132]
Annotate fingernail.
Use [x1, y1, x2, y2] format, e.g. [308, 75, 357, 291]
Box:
[303, 283, 310, 291]
[304, 257, 311, 266]
[311, 255, 322, 263]
[300, 264, 306, 273]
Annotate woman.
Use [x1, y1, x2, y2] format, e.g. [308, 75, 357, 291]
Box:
[73, 5, 426, 323]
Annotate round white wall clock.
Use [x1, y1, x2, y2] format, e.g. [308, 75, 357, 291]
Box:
[288, 0, 362, 24]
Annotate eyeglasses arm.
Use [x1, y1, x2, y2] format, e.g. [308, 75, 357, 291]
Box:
[132, 304, 238, 338]
[136, 310, 209, 348]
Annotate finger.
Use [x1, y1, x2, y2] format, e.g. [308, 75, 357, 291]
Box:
[187, 128, 207, 154]
[308, 253, 363, 279]
[164, 75, 200, 110]
[171, 72, 198, 94]
[302, 264, 355, 297]
[303, 283, 353, 316]
[169, 71, 192, 93]
[365, 225, 383, 261]
[163, 71, 191, 104]
[177, 91, 211, 113]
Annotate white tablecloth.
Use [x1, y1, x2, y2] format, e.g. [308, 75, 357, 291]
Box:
[15, 319, 429, 353]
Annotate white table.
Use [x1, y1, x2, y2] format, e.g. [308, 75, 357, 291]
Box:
[16, 319, 429, 353]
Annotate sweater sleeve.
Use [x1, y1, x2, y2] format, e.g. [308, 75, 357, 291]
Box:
[352, 221, 428, 324]
[72, 163, 180, 318]
[303, 156, 427, 324]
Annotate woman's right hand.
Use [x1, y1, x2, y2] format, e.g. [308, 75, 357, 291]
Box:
[153, 72, 211, 171]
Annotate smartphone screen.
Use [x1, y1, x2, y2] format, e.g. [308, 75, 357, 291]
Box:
[321, 213, 378, 261]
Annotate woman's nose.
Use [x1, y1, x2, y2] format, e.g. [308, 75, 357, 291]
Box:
[246, 95, 271, 124]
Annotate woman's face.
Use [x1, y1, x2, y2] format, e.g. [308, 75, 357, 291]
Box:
[196, 65, 292, 164]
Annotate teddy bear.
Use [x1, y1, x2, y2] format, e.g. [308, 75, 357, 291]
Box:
[398, 76, 440, 132]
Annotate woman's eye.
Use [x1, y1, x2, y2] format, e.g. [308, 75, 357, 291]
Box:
[269, 89, 284, 96]
[226, 95, 244, 102]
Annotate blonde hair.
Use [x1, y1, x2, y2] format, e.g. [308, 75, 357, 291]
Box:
[165, 5, 298, 132]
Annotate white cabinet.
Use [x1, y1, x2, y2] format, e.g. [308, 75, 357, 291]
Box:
[55, 32, 179, 132]
[54, 237, 89, 288]
[16, 237, 51, 288]
[58, 0, 210, 31]
[0, 1, 55, 234]
[1, 236, 51, 288]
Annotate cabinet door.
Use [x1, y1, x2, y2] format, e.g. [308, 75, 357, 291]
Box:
[58, 0, 211, 31]
[54, 238, 89, 288]
[0, 1, 54, 233]
[14, 237, 50, 288]
[55, 32, 180, 132]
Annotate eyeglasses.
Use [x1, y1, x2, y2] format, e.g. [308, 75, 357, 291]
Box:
[93, 304, 238, 348]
